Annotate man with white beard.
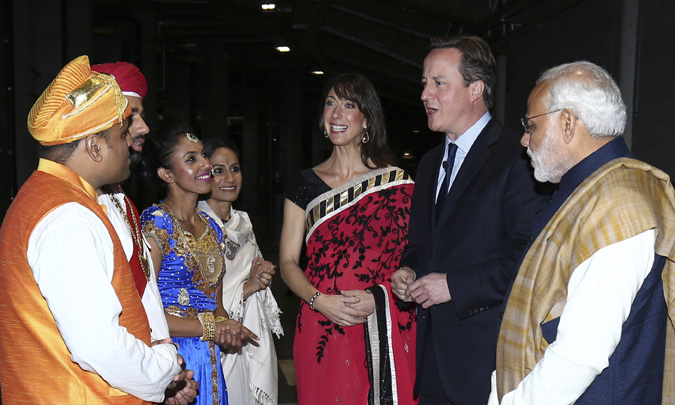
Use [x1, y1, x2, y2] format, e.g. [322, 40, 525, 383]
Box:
[489, 61, 675, 404]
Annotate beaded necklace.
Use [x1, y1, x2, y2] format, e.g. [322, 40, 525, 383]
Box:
[160, 204, 226, 288]
[109, 194, 151, 281]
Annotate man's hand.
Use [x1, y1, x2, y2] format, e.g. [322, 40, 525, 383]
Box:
[152, 338, 172, 346]
[391, 267, 416, 301]
[406, 272, 451, 308]
[164, 354, 198, 405]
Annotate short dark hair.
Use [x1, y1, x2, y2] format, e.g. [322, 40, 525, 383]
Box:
[318, 73, 393, 168]
[140, 118, 196, 186]
[37, 126, 113, 164]
[429, 35, 497, 109]
[38, 140, 82, 164]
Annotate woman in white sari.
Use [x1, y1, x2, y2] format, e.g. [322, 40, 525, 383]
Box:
[198, 138, 283, 405]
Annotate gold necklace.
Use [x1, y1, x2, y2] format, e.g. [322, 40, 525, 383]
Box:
[160, 204, 226, 288]
[108, 194, 151, 281]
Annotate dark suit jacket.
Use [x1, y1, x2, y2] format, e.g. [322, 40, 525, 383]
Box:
[400, 117, 547, 404]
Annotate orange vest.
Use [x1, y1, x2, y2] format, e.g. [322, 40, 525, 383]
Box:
[0, 160, 152, 404]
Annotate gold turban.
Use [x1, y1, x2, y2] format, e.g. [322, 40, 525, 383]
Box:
[27, 55, 131, 146]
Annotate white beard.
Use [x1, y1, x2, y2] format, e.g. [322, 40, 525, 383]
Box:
[527, 129, 574, 184]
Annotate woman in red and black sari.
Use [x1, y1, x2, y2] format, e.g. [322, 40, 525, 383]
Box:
[280, 73, 417, 404]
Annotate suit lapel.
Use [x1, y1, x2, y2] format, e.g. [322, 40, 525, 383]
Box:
[434, 119, 502, 234]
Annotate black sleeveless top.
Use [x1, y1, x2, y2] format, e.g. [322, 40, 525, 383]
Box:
[286, 169, 331, 210]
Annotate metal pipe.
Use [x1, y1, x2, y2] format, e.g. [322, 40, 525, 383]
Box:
[619, 0, 639, 149]
[4, 0, 17, 208]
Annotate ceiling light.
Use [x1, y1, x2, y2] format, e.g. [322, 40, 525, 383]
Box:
[261, 3, 276, 10]
[275, 45, 290, 52]
[311, 69, 324, 75]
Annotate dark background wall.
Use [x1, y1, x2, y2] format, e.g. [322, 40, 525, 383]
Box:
[2, 0, 674, 241]
[632, 0, 675, 175]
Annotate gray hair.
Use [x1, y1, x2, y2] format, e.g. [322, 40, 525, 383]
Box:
[537, 61, 626, 138]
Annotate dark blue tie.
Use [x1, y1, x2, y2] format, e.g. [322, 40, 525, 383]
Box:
[435, 143, 458, 221]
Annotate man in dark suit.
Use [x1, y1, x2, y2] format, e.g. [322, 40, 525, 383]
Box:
[391, 36, 547, 405]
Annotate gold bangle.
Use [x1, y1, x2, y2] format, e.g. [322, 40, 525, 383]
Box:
[215, 315, 228, 322]
[197, 312, 216, 341]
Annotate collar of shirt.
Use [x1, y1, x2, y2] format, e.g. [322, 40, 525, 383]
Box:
[437, 111, 492, 195]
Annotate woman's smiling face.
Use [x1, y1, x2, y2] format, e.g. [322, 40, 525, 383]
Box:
[209, 147, 242, 203]
[322, 87, 367, 147]
[166, 135, 212, 194]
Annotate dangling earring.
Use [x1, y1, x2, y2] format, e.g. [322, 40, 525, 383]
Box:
[362, 130, 370, 144]
[323, 129, 328, 138]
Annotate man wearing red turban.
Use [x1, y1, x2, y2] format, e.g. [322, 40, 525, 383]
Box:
[90, 62, 172, 349]
[92, 61, 150, 155]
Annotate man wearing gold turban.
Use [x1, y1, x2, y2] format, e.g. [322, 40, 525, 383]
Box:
[0, 55, 197, 404]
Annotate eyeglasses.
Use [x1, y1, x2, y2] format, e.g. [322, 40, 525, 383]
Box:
[521, 109, 563, 134]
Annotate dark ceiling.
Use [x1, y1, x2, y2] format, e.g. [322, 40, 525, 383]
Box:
[91, 0, 581, 108]
[85, 0, 585, 168]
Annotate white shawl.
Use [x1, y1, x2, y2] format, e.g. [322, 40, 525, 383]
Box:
[198, 201, 283, 405]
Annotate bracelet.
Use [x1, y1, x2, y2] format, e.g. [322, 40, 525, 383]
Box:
[197, 312, 216, 341]
[308, 291, 321, 312]
[215, 315, 228, 322]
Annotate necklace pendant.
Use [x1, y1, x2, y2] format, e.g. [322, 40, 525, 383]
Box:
[207, 256, 216, 274]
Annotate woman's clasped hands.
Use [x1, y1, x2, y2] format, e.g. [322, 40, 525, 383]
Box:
[312, 289, 375, 327]
[249, 256, 276, 291]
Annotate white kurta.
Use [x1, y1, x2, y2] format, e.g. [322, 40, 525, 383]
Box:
[99, 192, 171, 341]
[488, 229, 655, 404]
[27, 202, 180, 402]
[199, 201, 283, 405]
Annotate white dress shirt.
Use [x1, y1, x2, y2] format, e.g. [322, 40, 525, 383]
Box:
[488, 229, 655, 404]
[27, 202, 180, 402]
[436, 111, 492, 200]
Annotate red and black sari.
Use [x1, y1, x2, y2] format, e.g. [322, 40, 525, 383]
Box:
[288, 166, 417, 404]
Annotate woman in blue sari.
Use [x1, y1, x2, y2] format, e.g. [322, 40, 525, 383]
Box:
[141, 119, 258, 405]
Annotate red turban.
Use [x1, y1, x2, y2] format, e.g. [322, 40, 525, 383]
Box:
[91, 62, 147, 100]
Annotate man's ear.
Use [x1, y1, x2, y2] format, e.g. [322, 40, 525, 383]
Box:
[157, 167, 174, 184]
[561, 109, 577, 144]
[84, 135, 103, 162]
[469, 80, 485, 103]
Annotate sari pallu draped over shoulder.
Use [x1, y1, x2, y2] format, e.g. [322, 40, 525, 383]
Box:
[294, 166, 418, 404]
[496, 158, 675, 404]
